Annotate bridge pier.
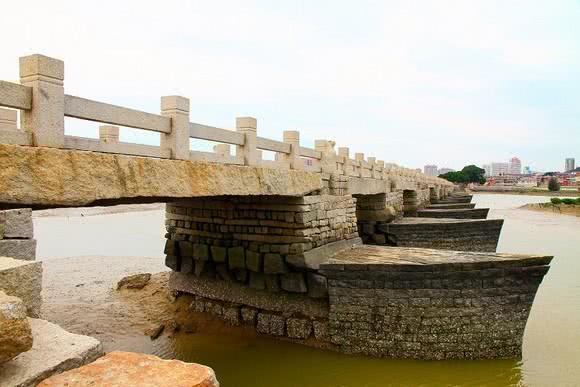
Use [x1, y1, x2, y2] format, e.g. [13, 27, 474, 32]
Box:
[165, 195, 361, 297]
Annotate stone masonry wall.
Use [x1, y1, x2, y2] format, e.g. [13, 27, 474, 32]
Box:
[378, 219, 504, 252]
[320, 249, 552, 360]
[164, 195, 359, 297]
[0, 208, 42, 317]
[0, 209, 37, 260]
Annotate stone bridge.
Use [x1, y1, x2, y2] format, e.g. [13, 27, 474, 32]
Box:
[0, 54, 551, 361]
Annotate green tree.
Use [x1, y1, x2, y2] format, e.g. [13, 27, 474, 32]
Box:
[460, 165, 486, 184]
[439, 165, 486, 184]
[548, 177, 560, 192]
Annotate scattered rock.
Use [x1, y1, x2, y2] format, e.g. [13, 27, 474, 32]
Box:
[37, 351, 219, 387]
[0, 318, 103, 387]
[116, 273, 151, 290]
[0, 291, 33, 363]
[146, 324, 165, 340]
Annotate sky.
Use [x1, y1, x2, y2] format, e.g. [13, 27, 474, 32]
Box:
[1, 0, 579, 172]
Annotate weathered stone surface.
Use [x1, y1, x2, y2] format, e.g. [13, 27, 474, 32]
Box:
[0, 292, 33, 363]
[285, 238, 362, 270]
[0, 257, 42, 317]
[0, 144, 322, 208]
[228, 247, 245, 270]
[0, 209, 33, 239]
[376, 218, 504, 252]
[256, 313, 285, 336]
[116, 273, 151, 290]
[37, 351, 219, 387]
[280, 273, 307, 293]
[0, 318, 103, 387]
[0, 239, 37, 261]
[170, 272, 328, 319]
[306, 272, 328, 298]
[245, 250, 262, 272]
[210, 246, 227, 263]
[321, 245, 552, 360]
[240, 306, 258, 325]
[286, 318, 312, 339]
[263, 253, 287, 274]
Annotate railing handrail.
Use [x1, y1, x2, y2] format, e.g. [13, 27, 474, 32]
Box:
[0, 53, 452, 189]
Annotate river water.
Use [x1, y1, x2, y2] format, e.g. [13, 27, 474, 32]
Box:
[34, 194, 580, 386]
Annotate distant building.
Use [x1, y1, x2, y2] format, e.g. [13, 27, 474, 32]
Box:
[565, 158, 575, 172]
[523, 166, 532, 175]
[424, 165, 438, 176]
[509, 157, 522, 175]
[491, 162, 509, 176]
[483, 164, 492, 177]
[438, 168, 454, 175]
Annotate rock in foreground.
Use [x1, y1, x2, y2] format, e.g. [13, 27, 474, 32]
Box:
[38, 351, 219, 387]
[0, 291, 33, 363]
[117, 273, 151, 290]
[0, 318, 102, 387]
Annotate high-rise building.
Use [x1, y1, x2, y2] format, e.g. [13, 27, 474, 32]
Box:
[509, 157, 522, 175]
[483, 164, 492, 177]
[565, 158, 575, 172]
[491, 162, 509, 176]
[438, 168, 454, 175]
[424, 165, 438, 176]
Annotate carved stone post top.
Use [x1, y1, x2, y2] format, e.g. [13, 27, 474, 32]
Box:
[19, 54, 64, 84]
[236, 117, 257, 131]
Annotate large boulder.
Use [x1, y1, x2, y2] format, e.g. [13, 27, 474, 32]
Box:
[0, 291, 33, 363]
[0, 256, 42, 317]
[38, 351, 219, 387]
[0, 318, 102, 386]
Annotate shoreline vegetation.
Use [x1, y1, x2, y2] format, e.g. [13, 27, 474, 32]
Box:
[521, 201, 580, 217]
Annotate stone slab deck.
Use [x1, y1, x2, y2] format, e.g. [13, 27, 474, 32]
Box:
[426, 203, 476, 209]
[0, 318, 103, 387]
[319, 245, 552, 360]
[417, 208, 489, 219]
[378, 218, 504, 252]
[0, 144, 322, 209]
[431, 197, 473, 204]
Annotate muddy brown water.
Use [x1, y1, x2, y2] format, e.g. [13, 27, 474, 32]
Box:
[35, 195, 580, 386]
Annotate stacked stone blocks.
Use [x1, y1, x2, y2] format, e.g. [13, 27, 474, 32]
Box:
[165, 195, 359, 297]
[320, 247, 552, 360]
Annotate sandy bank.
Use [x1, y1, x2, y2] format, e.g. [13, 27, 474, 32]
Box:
[521, 203, 580, 217]
[33, 203, 165, 218]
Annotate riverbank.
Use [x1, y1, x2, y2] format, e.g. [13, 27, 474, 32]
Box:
[469, 188, 580, 197]
[521, 203, 580, 217]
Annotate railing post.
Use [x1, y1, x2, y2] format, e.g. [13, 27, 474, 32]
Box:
[161, 96, 190, 160]
[282, 130, 303, 170]
[355, 153, 364, 177]
[376, 160, 384, 179]
[338, 147, 350, 176]
[213, 144, 231, 156]
[19, 54, 64, 147]
[0, 108, 17, 130]
[236, 117, 258, 166]
[99, 125, 119, 143]
[315, 139, 337, 174]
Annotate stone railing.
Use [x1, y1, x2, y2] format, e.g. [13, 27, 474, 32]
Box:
[0, 54, 452, 191]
